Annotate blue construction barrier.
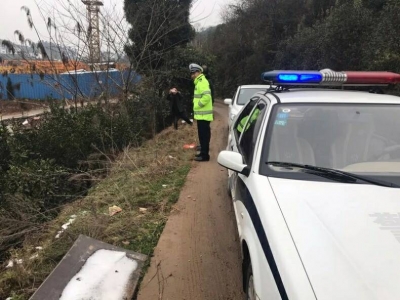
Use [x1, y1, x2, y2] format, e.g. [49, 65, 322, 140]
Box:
[0, 70, 141, 100]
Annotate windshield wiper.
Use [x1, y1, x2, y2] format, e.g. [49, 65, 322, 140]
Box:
[266, 161, 398, 188]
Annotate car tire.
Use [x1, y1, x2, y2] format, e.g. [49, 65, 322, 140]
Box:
[244, 259, 256, 300]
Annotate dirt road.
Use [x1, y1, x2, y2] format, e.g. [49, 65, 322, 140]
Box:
[138, 102, 245, 300]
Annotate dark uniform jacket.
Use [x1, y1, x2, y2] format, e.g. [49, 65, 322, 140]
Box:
[167, 92, 185, 114]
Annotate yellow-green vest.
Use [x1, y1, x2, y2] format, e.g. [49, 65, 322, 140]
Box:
[193, 74, 213, 121]
[237, 108, 260, 133]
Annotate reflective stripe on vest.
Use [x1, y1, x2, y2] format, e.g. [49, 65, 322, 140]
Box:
[194, 90, 211, 98]
[194, 110, 213, 115]
[195, 90, 211, 108]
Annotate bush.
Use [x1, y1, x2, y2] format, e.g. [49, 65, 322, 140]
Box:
[0, 84, 177, 260]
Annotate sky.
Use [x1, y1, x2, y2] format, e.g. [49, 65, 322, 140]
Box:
[191, 0, 233, 29]
[0, 0, 233, 42]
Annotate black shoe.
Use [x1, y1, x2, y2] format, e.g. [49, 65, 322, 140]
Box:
[194, 156, 210, 162]
[195, 153, 202, 158]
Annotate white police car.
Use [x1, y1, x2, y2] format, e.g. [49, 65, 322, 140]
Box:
[218, 69, 400, 300]
[224, 85, 271, 128]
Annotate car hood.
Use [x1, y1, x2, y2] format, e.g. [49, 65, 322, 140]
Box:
[269, 177, 400, 300]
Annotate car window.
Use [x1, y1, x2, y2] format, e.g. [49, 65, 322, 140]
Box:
[239, 101, 268, 165]
[234, 97, 259, 140]
[262, 103, 400, 175]
[236, 88, 266, 105]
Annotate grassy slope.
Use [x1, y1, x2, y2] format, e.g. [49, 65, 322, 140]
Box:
[0, 123, 197, 300]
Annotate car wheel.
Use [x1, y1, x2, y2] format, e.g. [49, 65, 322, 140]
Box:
[245, 259, 256, 300]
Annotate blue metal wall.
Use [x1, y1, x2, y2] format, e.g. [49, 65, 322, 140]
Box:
[0, 70, 140, 100]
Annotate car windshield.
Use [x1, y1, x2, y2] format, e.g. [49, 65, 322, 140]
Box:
[264, 104, 400, 175]
[236, 88, 266, 105]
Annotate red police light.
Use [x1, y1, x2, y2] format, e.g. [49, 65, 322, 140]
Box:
[344, 71, 400, 84]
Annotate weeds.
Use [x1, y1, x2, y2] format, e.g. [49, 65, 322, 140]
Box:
[0, 123, 197, 299]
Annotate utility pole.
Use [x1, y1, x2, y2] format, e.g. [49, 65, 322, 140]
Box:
[82, 0, 103, 64]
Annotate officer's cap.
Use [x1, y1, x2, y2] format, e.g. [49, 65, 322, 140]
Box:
[189, 63, 203, 73]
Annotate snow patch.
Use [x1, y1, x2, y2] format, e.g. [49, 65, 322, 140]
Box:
[59, 249, 138, 300]
[55, 215, 77, 239]
[29, 253, 39, 260]
[6, 260, 14, 268]
[6, 258, 23, 268]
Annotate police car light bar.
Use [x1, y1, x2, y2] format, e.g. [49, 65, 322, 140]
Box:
[261, 69, 400, 86]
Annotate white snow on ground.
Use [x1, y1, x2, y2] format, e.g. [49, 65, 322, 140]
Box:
[55, 215, 77, 239]
[6, 258, 23, 268]
[6, 260, 14, 268]
[59, 249, 138, 300]
[29, 254, 39, 260]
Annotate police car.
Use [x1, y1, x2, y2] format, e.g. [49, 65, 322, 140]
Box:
[218, 69, 400, 300]
[224, 85, 271, 128]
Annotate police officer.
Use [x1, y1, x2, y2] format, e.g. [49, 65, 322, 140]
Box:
[190, 63, 213, 162]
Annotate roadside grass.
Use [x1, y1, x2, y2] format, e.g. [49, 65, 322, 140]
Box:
[0, 123, 197, 300]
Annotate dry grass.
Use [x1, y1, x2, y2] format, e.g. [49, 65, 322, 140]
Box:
[0, 123, 198, 300]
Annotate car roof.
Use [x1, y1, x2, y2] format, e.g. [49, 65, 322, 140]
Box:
[257, 89, 400, 104]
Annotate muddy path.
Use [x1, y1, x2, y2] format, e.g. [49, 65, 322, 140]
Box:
[138, 101, 244, 300]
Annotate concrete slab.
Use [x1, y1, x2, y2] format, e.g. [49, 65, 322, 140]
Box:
[30, 234, 147, 300]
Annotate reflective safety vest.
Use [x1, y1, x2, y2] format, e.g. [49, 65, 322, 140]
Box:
[237, 108, 260, 133]
[193, 74, 213, 121]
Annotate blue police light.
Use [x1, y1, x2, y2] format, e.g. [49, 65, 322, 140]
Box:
[299, 74, 322, 82]
[262, 70, 323, 84]
[278, 74, 299, 81]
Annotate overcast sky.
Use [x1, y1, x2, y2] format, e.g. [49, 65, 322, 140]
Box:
[0, 0, 232, 42]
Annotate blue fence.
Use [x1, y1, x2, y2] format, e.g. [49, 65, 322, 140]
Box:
[0, 70, 140, 100]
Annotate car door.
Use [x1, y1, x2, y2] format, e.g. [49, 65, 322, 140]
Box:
[231, 99, 269, 232]
[234, 99, 283, 300]
[228, 97, 259, 197]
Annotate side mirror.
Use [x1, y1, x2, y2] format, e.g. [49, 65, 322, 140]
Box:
[224, 98, 232, 105]
[218, 151, 249, 176]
